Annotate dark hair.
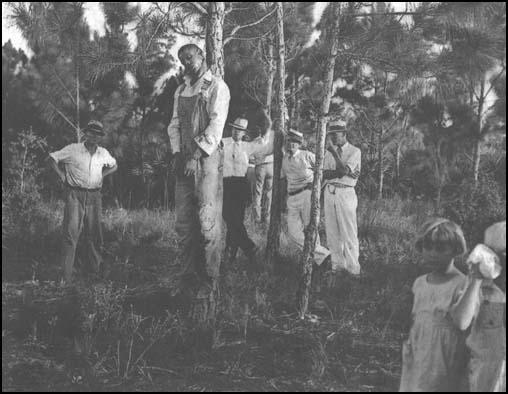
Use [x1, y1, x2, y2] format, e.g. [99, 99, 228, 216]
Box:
[415, 218, 467, 256]
[178, 44, 204, 59]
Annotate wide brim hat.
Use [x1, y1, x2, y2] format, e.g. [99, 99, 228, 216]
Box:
[287, 129, 304, 142]
[327, 119, 347, 135]
[228, 117, 249, 132]
[84, 120, 106, 136]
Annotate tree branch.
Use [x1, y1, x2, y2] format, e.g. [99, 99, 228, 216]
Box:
[52, 69, 76, 107]
[483, 64, 506, 100]
[47, 101, 78, 132]
[188, 2, 208, 16]
[223, 6, 276, 45]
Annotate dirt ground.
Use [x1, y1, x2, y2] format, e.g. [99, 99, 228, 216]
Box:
[2, 217, 422, 392]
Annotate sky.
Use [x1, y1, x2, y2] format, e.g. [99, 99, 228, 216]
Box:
[1, 2, 498, 108]
[4, 2, 330, 58]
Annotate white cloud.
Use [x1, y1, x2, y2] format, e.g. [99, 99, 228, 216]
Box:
[125, 71, 138, 89]
[2, 3, 33, 57]
[84, 2, 106, 39]
[153, 68, 181, 96]
[312, 2, 329, 27]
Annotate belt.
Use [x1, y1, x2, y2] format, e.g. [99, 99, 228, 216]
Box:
[288, 183, 313, 196]
[66, 183, 101, 192]
[326, 183, 353, 190]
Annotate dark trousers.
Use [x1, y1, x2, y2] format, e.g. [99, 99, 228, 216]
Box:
[61, 187, 103, 283]
[223, 177, 255, 253]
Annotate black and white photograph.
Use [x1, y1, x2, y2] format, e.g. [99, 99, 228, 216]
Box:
[2, 2, 506, 392]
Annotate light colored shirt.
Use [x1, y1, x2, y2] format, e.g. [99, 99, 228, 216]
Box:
[167, 69, 230, 156]
[281, 149, 315, 193]
[323, 141, 361, 187]
[49, 143, 117, 189]
[223, 129, 273, 178]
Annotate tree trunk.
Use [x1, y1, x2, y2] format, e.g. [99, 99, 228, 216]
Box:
[395, 142, 401, 188]
[473, 80, 485, 187]
[75, 32, 80, 143]
[266, 2, 286, 268]
[265, 33, 275, 114]
[294, 72, 300, 129]
[297, 2, 341, 319]
[289, 71, 296, 128]
[189, 1, 226, 339]
[206, 2, 225, 79]
[377, 128, 384, 200]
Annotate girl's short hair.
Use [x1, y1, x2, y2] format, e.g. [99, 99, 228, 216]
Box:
[415, 218, 467, 256]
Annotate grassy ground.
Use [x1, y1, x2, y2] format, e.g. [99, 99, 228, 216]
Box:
[2, 197, 436, 392]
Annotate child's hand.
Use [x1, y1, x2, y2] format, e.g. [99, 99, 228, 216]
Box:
[469, 263, 484, 280]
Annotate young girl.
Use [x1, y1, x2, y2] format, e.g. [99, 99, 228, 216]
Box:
[400, 218, 469, 392]
[453, 221, 506, 392]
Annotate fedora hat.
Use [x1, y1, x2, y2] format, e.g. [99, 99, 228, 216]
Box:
[287, 129, 304, 142]
[228, 117, 249, 132]
[327, 119, 347, 135]
[84, 120, 106, 136]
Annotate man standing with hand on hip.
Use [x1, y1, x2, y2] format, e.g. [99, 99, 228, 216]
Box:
[322, 120, 361, 275]
[49, 120, 117, 285]
[167, 44, 230, 289]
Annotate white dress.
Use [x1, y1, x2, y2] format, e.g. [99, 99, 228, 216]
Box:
[399, 270, 468, 392]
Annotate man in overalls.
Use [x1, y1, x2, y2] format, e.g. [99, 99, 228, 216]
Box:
[322, 120, 361, 275]
[167, 44, 231, 288]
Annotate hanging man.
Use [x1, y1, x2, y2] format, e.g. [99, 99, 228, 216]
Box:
[222, 114, 273, 266]
[167, 43, 231, 288]
[323, 120, 362, 275]
[49, 120, 117, 285]
[281, 129, 331, 266]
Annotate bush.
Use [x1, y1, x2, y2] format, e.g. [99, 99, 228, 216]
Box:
[442, 176, 506, 247]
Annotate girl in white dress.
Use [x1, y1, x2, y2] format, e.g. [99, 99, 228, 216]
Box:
[400, 218, 469, 392]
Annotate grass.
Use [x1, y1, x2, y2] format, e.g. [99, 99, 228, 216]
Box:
[3, 196, 438, 391]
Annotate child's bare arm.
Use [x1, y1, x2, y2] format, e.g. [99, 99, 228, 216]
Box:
[451, 266, 483, 330]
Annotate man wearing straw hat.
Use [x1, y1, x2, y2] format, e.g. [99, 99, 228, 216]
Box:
[322, 119, 362, 275]
[48, 120, 117, 284]
[167, 43, 230, 287]
[280, 129, 331, 266]
[222, 114, 273, 266]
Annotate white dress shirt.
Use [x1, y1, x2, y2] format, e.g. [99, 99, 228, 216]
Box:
[281, 149, 315, 193]
[223, 129, 274, 178]
[50, 143, 117, 189]
[323, 141, 361, 187]
[167, 70, 231, 157]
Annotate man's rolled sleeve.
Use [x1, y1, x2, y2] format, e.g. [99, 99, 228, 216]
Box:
[103, 149, 117, 168]
[248, 128, 274, 158]
[167, 88, 181, 154]
[49, 144, 74, 164]
[346, 148, 361, 173]
[194, 79, 230, 156]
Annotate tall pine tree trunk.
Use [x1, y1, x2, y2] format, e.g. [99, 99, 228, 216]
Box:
[75, 33, 81, 142]
[265, 34, 275, 114]
[377, 128, 384, 200]
[297, 2, 341, 319]
[206, 2, 225, 79]
[190, 1, 226, 338]
[473, 80, 485, 187]
[294, 72, 300, 129]
[266, 2, 285, 268]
